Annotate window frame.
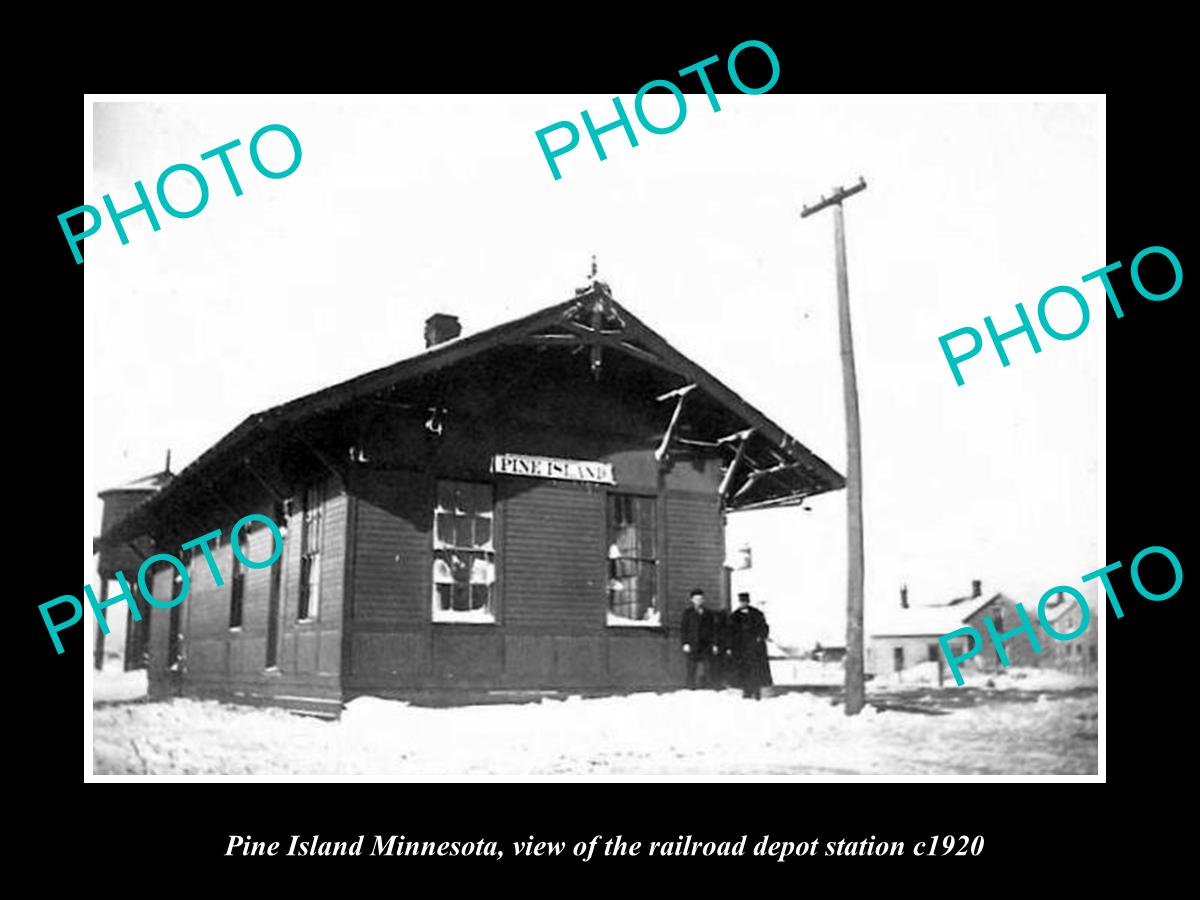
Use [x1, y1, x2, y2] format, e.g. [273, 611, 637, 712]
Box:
[431, 479, 498, 625]
[604, 490, 661, 628]
[229, 541, 245, 630]
[297, 482, 325, 623]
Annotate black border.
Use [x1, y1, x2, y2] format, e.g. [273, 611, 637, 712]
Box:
[30, 24, 1191, 884]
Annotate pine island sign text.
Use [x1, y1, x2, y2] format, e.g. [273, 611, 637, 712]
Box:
[491, 454, 616, 485]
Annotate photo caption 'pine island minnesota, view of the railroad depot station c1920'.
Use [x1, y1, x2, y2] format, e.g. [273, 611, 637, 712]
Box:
[91, 277, 844, 713]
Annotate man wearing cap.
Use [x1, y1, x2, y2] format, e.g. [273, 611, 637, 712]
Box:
[679, 588, 718, 689]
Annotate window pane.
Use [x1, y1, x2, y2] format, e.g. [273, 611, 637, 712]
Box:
[433, 552, 453, 583]
[610, 557, 637, 579]
[435, 511, 455, 546]
[452, 583, 469, 611]
[615, 495, 632, 526]
[615, 523, 637, 555]
[470, 583, 490, 610]
[449, 551, 470, 584]
[470, 554, 495, 585]
[636, 562, 656, 615]
[436, 582, 454, 611]
[307, 555, 321, 617]
[454, 514, 473, 548]
[636, 498, 656, 556]
[298, 555, 312, 619]
[474, 515, 492, 549]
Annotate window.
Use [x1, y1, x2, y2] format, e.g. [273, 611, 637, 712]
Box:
[432, 480, 496, 623]
[265, 500, 285, 669]
[298, 483, 325, 621]
[606, 494, 659, 626]
[229, 537, 245, 629]
[1089, 645, 1097, 663]
[893, 647, 904, 672]
[168, 602, 183, 670]
[125, 581, 151, 672]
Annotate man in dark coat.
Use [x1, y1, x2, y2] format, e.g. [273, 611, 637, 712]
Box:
[679, 588, 718, 688]
[728, 592, 772, 700]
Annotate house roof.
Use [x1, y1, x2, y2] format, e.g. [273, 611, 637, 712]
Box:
[97, 284, 846, 547]
[767, 639, 806, 659]
[869, 593, 1002, 638]
[1042, 594, 1080, 624]
[98, 468, 173, 497]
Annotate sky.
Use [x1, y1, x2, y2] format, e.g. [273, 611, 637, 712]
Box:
[83, 95, 1102, 649]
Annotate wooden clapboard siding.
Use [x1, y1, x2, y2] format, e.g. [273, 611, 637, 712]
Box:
[185, 533, 234, 645]
[501, 481, 606, 629]
[666, 490, 725, 613]
[350, 471, 431, 625]
[172, 481, 346, 709]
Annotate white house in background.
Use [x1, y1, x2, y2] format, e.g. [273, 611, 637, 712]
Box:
[868, 580, 1082, 679]
[866, 582, 994, 678]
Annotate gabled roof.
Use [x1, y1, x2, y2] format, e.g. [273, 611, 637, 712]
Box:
[870, 593, 1003, 638]
[98, 284, 845, 545]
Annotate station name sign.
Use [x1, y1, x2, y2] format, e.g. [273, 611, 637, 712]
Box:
[491, 453, 616, 485]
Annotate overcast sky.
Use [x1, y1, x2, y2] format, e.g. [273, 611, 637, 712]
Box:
[83, 95, 1102, 648]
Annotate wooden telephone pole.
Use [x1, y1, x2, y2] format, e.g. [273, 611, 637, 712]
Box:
[801, 176, 868, 716]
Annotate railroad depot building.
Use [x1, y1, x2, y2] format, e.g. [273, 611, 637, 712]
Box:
[95, 282, 843, 712]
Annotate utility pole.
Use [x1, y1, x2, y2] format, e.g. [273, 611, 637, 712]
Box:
[801, 176, 868, 716]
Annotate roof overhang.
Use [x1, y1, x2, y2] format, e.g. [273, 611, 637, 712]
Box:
[97, 286, 845, 547]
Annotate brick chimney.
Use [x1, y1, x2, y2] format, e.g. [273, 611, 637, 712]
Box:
[971, 579, 982, 599]
[900, 584, 909, 609]
[424, 313, 461, 348]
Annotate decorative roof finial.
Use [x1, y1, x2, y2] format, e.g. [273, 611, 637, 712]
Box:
[574, 253, 606, 297]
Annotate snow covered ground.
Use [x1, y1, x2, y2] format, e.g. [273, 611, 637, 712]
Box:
[770, 659, 846, 685]
[93, 673, 1097, 777]
[975, 667, 1097, 692]
[867, 662, 1097, 691]
[93, 669, 148, 704]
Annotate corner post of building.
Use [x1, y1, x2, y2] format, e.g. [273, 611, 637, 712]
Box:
[93, 575, 110, 670]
